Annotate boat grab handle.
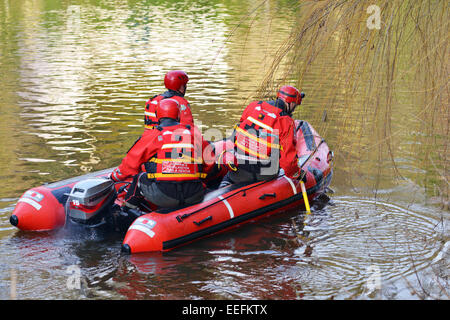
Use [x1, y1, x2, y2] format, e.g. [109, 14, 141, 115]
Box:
[193, 216, 212, 226]
[259, 193, 276, 200]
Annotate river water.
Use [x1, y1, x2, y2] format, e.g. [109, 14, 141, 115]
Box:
[0, 0, 448, 300]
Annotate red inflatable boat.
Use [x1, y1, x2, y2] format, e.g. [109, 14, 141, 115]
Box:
[10, 120, 333, 253]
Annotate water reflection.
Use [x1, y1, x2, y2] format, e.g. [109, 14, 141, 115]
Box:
[0, 0, 297, 195]
[6, 0, 239, 181]
[1, 193, 446, 299]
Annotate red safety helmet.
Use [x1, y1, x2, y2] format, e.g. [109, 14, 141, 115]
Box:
[156, 99, 180, 121]
[277, 85, 304, 105]
[164, 70, 189, 91]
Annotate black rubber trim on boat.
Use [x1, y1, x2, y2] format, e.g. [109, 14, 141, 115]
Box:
[121, 244, 131, 254]
[10, 215, 18, 226]
[193, 215, 212, 226]
[259, 193, 276, 200]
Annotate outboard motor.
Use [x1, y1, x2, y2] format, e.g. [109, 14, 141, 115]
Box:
[66, 178, 116, 227]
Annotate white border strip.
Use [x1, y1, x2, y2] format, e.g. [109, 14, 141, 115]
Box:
[161, 143, 194, 149]
[283, 175, 297, 195]
[129, 224, 155, 238]
[219, 195, 234, 218]
[18, 197, 42, 211]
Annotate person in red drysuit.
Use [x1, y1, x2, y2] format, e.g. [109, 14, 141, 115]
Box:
[144, 70, 194, 130]
[111, 99, 213, 209]
[220, 85, 305, 187]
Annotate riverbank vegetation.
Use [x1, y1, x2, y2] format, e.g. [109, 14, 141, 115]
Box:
[249, 0, 449, 299]
[256, 0, 448, 208]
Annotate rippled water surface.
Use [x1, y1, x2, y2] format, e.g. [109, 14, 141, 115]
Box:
[0, 0, 448, 300]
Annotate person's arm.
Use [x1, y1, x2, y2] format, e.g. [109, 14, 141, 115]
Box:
[191, 125, 215, 175]
[276, 117, 298, 178]
[201, 140, 216, 175]
[111, 132, 159, 181]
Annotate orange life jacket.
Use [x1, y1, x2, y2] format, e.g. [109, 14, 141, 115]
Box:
[235, 101, 283, 169]
[145, 124, 207, 181]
